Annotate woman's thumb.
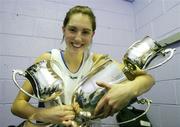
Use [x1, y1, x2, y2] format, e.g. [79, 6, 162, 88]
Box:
[96, 81, 111, 90]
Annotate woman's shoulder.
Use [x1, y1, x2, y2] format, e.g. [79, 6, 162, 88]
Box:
[92, 52, 124, 68]
[92, 52, 108, 61]
[34, 52, 51, 63]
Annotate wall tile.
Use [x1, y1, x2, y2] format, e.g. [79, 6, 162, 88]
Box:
[163, 0, 180, 12]
[1, 79, 38, 104]
[147, 104, 162, 127]
[93, 26, 112, 45]
[91, 44, 127, 62]
[1, 80, 14, 104]
[2, 13, 35, 36]
[0, 103, 37, 126]
[94, 27, 134, 47]
[16, 0, 44, 17]
[94, 9, 134, 31]
[133, 0, 152, 14]
[27, 37, 58, 57]
[109, 29, 134, 47]
[153, 5, 180, 39]
[0, 56, 30, 79]
[143, 81, 177, 104]
[0, 104, 24, 126]
[55, 0, 134, 15]
[0, 81, 3, 103]
[160, 105, 180, 127]
[135, 23, 154, 40]
[43, 1, 69, 20]
[175, 80, 180, 104]
[150, 53, 180, 81]
[0, 34, 57, 57]
[0, 13, 2, 33]
[33, 19, 62, 39]
[0, 0, 18, 13]
[1, 80, 22, 103]
[135, 0, 163, 29]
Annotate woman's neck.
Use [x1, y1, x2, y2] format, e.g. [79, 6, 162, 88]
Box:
[63, 50, 84, 73]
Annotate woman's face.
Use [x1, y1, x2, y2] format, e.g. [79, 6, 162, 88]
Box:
[63, 13, 94, 54]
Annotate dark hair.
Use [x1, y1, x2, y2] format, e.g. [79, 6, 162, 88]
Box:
[63, 5, 96, 32]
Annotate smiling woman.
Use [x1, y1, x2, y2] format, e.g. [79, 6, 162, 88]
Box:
[11, 5, 154, 127]
[62, 13, 94, 66]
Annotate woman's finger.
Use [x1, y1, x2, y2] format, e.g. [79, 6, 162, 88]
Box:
[102, 105, 112, 118]
[96, 81, 111, 90]
[94, 95, 107, 116]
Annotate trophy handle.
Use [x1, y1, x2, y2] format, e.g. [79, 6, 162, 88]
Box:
[12, 69, 41, 101]
[144, 48, 176, 71]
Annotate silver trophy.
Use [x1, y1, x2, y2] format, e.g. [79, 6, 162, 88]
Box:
[13, 60, 63, 103]
[122, 36, 175, 80]
[12, 36, 177, 126]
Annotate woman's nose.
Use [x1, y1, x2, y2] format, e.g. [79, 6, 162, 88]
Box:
[74, 32, 82, 42]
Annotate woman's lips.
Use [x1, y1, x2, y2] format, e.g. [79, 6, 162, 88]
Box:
[71, 42, 83, 48]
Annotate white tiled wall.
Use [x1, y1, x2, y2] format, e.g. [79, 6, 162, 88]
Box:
[0, 0, 134, 126]
[134, 0, 180, 127]
[1, 0, 180, 127]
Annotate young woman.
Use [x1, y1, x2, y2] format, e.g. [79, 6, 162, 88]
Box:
[11, 5, 154, 127]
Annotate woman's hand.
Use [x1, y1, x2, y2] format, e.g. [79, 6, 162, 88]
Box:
[31, 105, 76, 126]
[94, 74, 154, 118]
[94, 81, 134, 118]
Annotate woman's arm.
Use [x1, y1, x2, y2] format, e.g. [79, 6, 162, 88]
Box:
[11, 52, 75, 125]
[11, 80, 75, 124]
[94, 73, 155, 118]
[11, 80, 39, 119]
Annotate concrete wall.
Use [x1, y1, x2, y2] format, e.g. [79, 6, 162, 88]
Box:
[0, 0, 134, 126]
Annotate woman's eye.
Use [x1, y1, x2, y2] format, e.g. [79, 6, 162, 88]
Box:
[68, 28, 76, 32]
[82, 31, 90, 35]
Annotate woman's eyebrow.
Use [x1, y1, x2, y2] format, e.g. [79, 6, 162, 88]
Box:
[83, 28, 92, 32]
[67, 25, 92, 31]
[67, 25, 76, 28]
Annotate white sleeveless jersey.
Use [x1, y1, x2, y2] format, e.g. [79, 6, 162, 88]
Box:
[49, 49, 94, 105]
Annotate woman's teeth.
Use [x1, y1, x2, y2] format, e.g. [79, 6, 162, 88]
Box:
[72, 43, 82, 48]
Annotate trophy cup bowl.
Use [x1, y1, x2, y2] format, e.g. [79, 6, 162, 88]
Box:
[72, 61, 126, 122]
[12, 60, 63, 103]
[122, 36, 175, 80]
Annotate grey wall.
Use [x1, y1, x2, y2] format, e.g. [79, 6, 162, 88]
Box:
[133, 0, 180, 127]
[0, 0, 134, 126]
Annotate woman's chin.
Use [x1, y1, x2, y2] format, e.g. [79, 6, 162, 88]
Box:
[71, 47, 84, 53]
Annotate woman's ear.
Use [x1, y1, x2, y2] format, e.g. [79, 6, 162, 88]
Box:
[92, 31, 95, 37]
[62, 26, 65, 34]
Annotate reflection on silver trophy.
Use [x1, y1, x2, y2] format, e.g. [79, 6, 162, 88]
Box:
[12, 36, 176, 125]
[13, 60, 63, 103]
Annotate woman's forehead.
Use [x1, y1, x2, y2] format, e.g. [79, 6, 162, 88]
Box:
[68, 13, 92, 30]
